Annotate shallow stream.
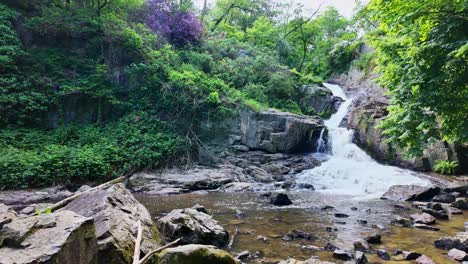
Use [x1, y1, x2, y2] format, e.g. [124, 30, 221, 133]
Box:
[137, 192, 465, 263]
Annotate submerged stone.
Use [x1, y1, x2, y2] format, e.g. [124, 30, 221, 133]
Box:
[270, 193, 293, 206]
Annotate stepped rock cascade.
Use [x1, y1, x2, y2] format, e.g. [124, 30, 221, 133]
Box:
[296, 83, 431, 198]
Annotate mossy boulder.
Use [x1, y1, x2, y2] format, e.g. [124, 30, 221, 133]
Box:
[157, 244, 238, 264]
[61, 183, 160, 264]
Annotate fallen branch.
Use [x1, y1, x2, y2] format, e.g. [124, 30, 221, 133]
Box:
[132, 220, 143, 264]
[33, 176, 125, 215]
[136, 238, 181, 264]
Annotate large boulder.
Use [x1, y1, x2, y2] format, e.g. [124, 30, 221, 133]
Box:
[61, 183, 159, 264]
[299, 85, 342, 118]
[240, 109, 324, 153]
[157, 244, 237, 264]
[156, 206, 229, 248]
[381, 185, 440, 201]
[0, 210, 98, 264]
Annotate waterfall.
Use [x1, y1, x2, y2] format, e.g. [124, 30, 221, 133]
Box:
[297, 83, 431, 198]
[316, 128, 327, 153]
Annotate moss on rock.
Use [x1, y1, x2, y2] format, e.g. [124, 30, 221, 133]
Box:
[157, 244, 237, 264]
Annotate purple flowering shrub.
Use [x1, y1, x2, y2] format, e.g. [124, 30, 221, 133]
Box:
[145, 0, 204, 46]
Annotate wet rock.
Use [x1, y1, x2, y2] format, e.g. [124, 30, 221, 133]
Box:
[334, 213, 349, 218]
[410, 213, 436, 225]
[0, 211, 97, 264]
[281, 180, 295, 189]
[434, 232, 468, 251]
[445, 184, 468, 195]
[158, 244, 237, 264]
[235, 209, 247, 219]
[256, 235, 269, 243]
[234, 250, 250, 261]
[376, 249, 391, 260]
[416, 255, 436, 264]
[353, 239, 370, 251]
[0, 186, 73, 210]
[430, 202, 444, 211]
[391, 216, 412, 227]
[157, 206, 228, 248]
[270, 193, 293, 206]
[452, 197, 468, 210]
[335, 221, 347, 225]
[422, 208, 449, 220]
[324, 242, 339, 251]
[351, 206, 358, 211]
[295, 183, 315, 189]
[62, 183, 159, 264]
[364, 233, 381, 244]
[448, 248, 468, 261]
[432, 193, 456, 203]
[413, 224, 440, 231]
[302, 245, 325, 251]
[393, 204, 411, 210]
[332, 249, 352, 260]
[0, 204, 17, 228]
[402, 251, 422, 260]
[357, 220, 368, 225]
[355, 251, 368, 264]
[282, 229, 318, 241]
[381, 185, 440, 201]
[326, 227, 337, 232]
[449, 207, 463, 215]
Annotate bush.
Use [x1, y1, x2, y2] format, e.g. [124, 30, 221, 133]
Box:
[433, 160, 459, 175]
[0, 113, 186, 189]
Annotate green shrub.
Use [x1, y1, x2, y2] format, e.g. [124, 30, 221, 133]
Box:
[0, 113, 186, 189]
[433, 160, 459, 175]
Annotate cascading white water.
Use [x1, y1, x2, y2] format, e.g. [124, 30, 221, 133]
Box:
[296, 83, 431, 199]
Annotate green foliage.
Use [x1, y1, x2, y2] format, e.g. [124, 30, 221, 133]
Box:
[328, 40, 361, 73]
[433, 160, 459, 175]
[366, 0, 468, 157]
[0, 113, 184, 189]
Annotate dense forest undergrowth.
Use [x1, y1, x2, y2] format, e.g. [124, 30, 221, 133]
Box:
[0, 0, 466, 189]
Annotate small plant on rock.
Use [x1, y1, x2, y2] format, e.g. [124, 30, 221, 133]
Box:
[433, 160, 458, 175]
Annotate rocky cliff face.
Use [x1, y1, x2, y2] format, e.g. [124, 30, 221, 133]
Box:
[199, 109, 325, 160]
[330, 68, 467, 173]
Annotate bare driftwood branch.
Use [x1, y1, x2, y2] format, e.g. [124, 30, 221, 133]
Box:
[33, 176, 125, 215]
[132, 220, 143, 264]
[137, 238, 181, 264]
